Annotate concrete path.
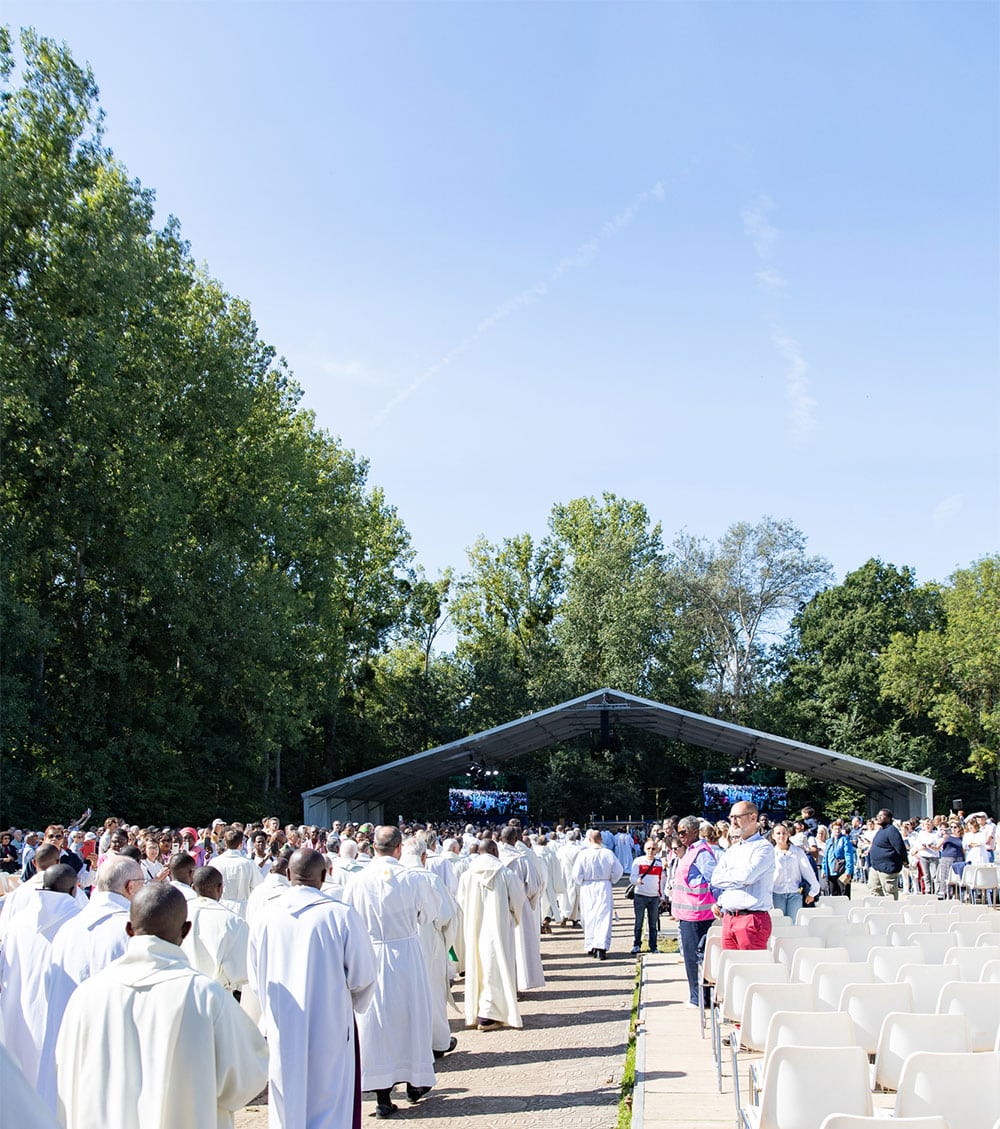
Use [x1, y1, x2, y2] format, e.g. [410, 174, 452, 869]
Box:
[237, 889, 638, 1128]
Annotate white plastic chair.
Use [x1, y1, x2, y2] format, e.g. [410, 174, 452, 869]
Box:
[795, 904, 834, 926]
[894, 1051, 1000, 1127]
[887, 921, 931, 946]
[838, 980, 915, 1056]
[869, 944, 923, 982]
[872, 1011, 970, 1092]
[771, 935, 822, 967]
[812, 961, 874, 1011]
[711, 950, 775, 1065]
[947, 921, 998, 947]
[967, 865, 999, 906]
[976, 933, 1000, 949]
[913, 933, 957, 964]
[935, 981, 1000, 1051]
[820, 1115, 950, 1129]
[806, 916, 851, 944]
[792, 945, 848, 983]
[741, 1044, 872, 1129]
[944, 947, 1000, 981]
[895, 963, 960, 1013]
[843, 933, 882, 962]
[981, 959, 1000, 983]
[749, 1009, 858, 1108]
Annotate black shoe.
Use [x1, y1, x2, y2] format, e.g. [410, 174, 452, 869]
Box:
[597, 949, 607, 960]
[406, 1084, 431, 1104]
[433, 1036, 458, 1059]
[375, 1103, 398, 1119]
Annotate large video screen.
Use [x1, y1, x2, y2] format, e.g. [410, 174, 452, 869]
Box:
[702, 782, 788, 824]
[448, 787, 529, 819]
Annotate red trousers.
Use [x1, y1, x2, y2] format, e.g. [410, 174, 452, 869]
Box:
[720, 910, 771, 950]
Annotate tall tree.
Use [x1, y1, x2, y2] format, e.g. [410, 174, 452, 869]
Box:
[675, 516, 832, 721]
[881, 557, 1000, 812]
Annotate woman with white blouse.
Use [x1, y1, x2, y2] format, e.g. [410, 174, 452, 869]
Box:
[771, 821, 820, 919]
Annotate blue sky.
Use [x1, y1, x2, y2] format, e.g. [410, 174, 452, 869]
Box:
[8, 2, 999, 587]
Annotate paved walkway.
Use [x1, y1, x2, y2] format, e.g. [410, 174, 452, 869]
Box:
[237, 889, 638, 1128]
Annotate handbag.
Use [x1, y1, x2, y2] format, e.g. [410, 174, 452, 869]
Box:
[626, 862, 654, 900]
[831, 857, 846, 877]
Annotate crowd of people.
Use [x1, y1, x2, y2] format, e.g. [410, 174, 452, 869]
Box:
[0, 803, 995, 1127]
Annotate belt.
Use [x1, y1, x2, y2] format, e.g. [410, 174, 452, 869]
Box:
[722, 908, 767, 916]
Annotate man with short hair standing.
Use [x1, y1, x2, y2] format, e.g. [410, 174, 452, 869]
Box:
[866, 809, 907, 899]
[709, 802, 774, 950]
[346, 826, 437, 1117]
[212, 826, 262, 918]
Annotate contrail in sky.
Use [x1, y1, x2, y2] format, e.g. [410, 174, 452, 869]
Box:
[372, 173, 688, 426]
[741, 194, 818, 448]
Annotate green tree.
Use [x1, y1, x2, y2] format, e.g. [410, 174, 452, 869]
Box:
[881, 557, 1000, 812]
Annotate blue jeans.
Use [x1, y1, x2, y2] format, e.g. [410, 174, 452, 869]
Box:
[773, 891, 803, 921]
[678, 917, 712, 1005]
[633, 892, 660, 950]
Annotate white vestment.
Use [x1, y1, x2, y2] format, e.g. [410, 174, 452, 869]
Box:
[0, 874, 86, 941]
[250, 885, 376, 1129]
[400, 857, 459, 1052]
[456, 854, 523, 1028]
[183, 895, 249, 991]
[211, 850, 262, 918]
[40, 890, 131, 1110]
[614, 831, 637, 874]
[1, 1043, 60, 1129]
[572, 844, 624, 951]
[424, 850, 460, 897]
[556, 841, 582, 920]
[346, 856, 437, 1091]
[56, 934, 267, 1129]
[0, 889, 80, 1087]
[532, 844, 563, 921]
[499, 842, 545, 991]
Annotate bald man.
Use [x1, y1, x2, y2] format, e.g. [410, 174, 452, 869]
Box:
[55, 884, 267, 1129]
[571, 829, 624, 959]
[182, 866, 249, 992]
[250, 847, 376, 1129]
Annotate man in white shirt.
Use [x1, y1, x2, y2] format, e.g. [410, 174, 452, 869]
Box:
[572, 829, 624, 959]
[709, 801, 775, 950]
[212, 826, 262, 918]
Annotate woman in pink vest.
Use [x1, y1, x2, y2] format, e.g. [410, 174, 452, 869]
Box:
[670, 815, 718, 1008]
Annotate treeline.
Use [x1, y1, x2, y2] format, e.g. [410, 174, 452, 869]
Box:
[2, 31, 997, 828]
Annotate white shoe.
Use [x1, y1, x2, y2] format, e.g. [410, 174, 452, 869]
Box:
[685, 1001, 699, 1009]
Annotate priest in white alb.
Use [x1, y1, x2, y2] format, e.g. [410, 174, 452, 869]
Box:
[250, 847, 376, 1129]
[571, 828, 624, 959]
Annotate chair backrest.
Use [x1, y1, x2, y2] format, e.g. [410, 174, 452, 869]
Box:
[713, 948, 773, 998]
[896, 963, 960, 1013]
[772, 935, 823, 967]
[795, 904, 833, 926]
[762, 1009, 857, 1065]
[792, 945, 848, 982]
[948, 921, 998, 947]
[913, 933, 958, 964]
[820, 1116, 950, 1129]
[757, 1044, 872, 1129]
[976, 934, 1000, 949]
[981, 959, 1000, 983]
[806, 916, 851, 944]
[895, 1051, 1000, 1128]
[839, 980, 915, 1055]
[862, 910, 905, 935]
[813, 961, 875, 1011]
[769, 907, 790, 923]
[944, 947, 1000, 981]
[702, 933, 726, 984]
[936, 981, 1000, 1051]
[843, 933, 882, 962]
[721, 962, 789, 1024]
[870, 945, 924, 982]
[737, 981, 816, 1053]
[887, 922, 931, 946]
[872, 1011, 971, 1092]
[909, 904, 955, 923]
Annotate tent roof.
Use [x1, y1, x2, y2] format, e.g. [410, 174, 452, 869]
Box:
[302, 688, 933, 807]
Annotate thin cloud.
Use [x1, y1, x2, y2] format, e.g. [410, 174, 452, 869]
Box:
[932, 493, 964, 527]
[770, 325, 817, 447]
[741, 195, 777, 259]
[742, 195, 817, 446]
[372, 173, 688, 426]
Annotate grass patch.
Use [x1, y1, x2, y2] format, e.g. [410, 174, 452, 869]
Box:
[616, 962, 643, 1129]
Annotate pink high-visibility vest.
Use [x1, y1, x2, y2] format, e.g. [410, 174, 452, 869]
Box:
[671, 841, 716, 921]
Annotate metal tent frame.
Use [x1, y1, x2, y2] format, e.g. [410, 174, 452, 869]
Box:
[301, 688, 934, 825]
